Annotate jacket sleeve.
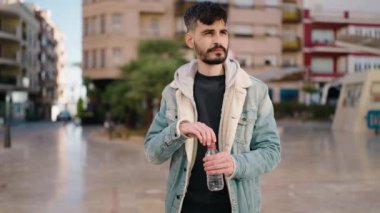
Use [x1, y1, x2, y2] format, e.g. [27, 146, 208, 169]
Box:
[144, 93, 187, 165]
[231, 86, 281, 179]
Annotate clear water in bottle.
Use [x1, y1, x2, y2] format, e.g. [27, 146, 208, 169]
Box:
[206, 143, 224, 191]
[207, 173, 224, 191]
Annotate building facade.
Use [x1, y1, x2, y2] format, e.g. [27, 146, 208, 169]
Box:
[33, 4, 67, 120]
[0, 1, 66, 121]
[82, 0, 175, 82]
[82, 0, 304, 91]
[0, 2, 40, 120]
[303, 9, 380, 105]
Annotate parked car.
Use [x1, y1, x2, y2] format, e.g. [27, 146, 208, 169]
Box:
[56, 111, 72, 122]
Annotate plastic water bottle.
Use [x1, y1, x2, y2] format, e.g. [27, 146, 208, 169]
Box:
[206, 143, 224, 191]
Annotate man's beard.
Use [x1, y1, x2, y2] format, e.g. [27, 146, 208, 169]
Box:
[194, 43, 228, 65]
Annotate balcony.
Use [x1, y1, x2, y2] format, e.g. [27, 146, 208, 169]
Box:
[282, 4, 301, 23]
[0, 51, 21, 67]
[336, 26, 380, 54]
[0, 75, 17, 86]
[282, 37, 301, 52]
[0, 18, 21, 42]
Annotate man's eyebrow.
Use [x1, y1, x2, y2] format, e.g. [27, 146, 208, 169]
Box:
[201, 29, 215, 34]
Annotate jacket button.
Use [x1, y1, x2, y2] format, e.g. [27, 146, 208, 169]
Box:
[175, 115, 178, 119]
[176, 195, 181, 199]
[184, 168, 187, 172]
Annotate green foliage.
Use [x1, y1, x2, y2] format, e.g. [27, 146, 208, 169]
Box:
[302, 85, 319, 94]
[104, 39, 187, 128]
[274, 103, 335, 120]
[76, 97, 85, 117]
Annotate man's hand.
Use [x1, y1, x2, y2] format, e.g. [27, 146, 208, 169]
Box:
[203, 152, 235, 176]
[179, 122, 216, 146]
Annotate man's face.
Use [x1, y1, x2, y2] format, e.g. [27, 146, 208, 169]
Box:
[186, 20, 229, 65]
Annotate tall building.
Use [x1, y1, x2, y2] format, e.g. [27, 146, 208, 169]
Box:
[303, 9, 380, 105]
[0, 2, 40, 120]
[266, 0, 304, 103]
[34, 9, 66, 120]
[0, 1, 66, 121]
[82, 0, 175, 87]
[82, 1, 304, 87]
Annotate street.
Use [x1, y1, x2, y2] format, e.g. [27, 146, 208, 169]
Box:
[0, 121, 379, 213]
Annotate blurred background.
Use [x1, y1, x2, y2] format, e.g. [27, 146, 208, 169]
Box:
[0, 0, 379, 212]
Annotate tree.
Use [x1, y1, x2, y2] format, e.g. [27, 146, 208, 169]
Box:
[105, 39, 187, 128]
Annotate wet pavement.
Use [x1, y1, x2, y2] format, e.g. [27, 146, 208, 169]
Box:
[0, 121, 379, 213]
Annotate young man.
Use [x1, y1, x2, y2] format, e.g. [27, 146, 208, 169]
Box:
[144, 2, 281, 213]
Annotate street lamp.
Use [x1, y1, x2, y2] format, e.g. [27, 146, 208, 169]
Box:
[3, 92, 12, 148]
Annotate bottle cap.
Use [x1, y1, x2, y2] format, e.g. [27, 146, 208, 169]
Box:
[207, 143, 216, 149]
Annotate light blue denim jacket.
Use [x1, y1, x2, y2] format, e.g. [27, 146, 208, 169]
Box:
[145, 58, 281, 213]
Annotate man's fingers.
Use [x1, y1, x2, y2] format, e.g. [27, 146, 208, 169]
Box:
[194, 124, 208, 145]
[199, 123, 213, 145]
[204, 162, 230, 171]
[180, 122, 216, 146]
[195, 122, 215, 146]
[207, 168, 231, 175]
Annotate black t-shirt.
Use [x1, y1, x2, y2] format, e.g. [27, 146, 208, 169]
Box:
[181, 72, 231, 213]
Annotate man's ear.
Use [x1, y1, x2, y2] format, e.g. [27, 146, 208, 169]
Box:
[185, 32, 194, 49]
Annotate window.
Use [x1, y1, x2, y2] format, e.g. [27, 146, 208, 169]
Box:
[151, 18, 160, 36]
[100, 49, 106, 68]
[92, 50, 97, 69]
[280, 89, 299, 103]
[236, 54, 252, 68]
[100, 14, 106, 34]
[112, 48, 122, 66]
[231, 24, 253, 37]
[92, 17, 98, 34]
[265, 26, 278, 36]
[235, 0, 254, 7]
[112, 14, 123, 33]
[264, 55, 277, 66]
[265, 0, 279, 7]
[140, 13, 162, 36]
[282, 57, 296, 67]
[311, 57, 333, 73]
[312, 29, 334, 44]
[354, 63, 361, 72]
[283, 29, 297, 40]
[84, 18, 90, 36]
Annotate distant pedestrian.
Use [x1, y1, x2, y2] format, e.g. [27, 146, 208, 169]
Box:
[144, 2, 281, 213]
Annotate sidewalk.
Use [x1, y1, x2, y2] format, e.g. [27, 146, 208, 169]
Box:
[1, 121, 379, 212]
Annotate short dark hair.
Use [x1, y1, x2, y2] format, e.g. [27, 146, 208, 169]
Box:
[184, 1, 227, 32]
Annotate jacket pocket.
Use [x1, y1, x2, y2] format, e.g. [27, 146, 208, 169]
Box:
[235, 110, 257, 152]
[165, 108, 178, 124]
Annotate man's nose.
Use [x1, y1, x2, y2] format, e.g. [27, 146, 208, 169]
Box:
[212, 33, 223, 44]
